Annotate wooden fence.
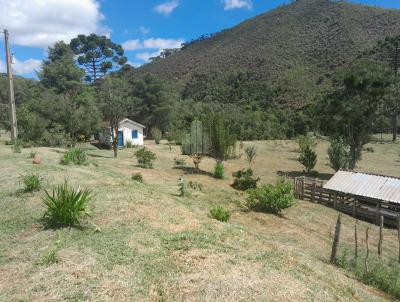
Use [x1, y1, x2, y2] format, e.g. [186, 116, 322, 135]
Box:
[294, 176, 400, 227]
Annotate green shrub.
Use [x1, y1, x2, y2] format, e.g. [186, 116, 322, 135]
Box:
[210, 206, 231, 222]
[22, 173, 42, 192]
[174, 157, 186, 167]
[328, 137, 348, 171]
[188, 181, 202, 191]
[232, 168, 260, 191]
[29, 149, 37, 158]
[214, 162, 224, 179]
[298, 145, 317, 174]
[135, 147, 156, 168]
[151, 127, 162, 144]
[12, 140, 22, 153]
[245, 145, 257, 165]
[246, 178, 294, 214]
[178, 176, 191, 197]
[126, 140, 133, 148]
[60, 147, 88, 166]
[131, 172, 144, 183]
[298, 135, 316, 153]
[39, 249, 59, 266]
[42, 181, 93, 227]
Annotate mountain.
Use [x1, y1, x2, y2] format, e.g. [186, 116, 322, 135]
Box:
[138, 0, 400, 106]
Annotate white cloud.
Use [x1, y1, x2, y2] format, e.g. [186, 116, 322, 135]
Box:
[123, 38, 184, 51]
[122, 39, 142, 51]
[0, 0, 107, 48]
[0, 58, 42, 75]
[122, 37, 184, 63]
[136, 51, 162, 62]
[139, 26, 151, 35]
[154, 0, 179, 16]
[223, 0, 253, 10]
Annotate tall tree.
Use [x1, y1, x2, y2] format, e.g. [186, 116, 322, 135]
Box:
[38, 41, 84, 95]
[317, 60, 390, 169]
[98, 76, 132, 158]
[70, 34, 127, 82]
[383, 81, 400, 142]
[371, 36, 400, 140]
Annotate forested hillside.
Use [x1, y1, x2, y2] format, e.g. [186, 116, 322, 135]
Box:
[139, 0, 400, 107]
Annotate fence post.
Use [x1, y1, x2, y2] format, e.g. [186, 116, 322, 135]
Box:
[311, 182, 316, 202]
[375, 200, 380, 226]
[301, 177, 305, 199]
[319, 183, 323, 203]
[354, 220, 358, 263]
[330, 214, 342, 264]
[365, 227, 370, 273]
[378, 215, 384, 257]
[333, 193, 337, 209]
[397, 215, 400, 263]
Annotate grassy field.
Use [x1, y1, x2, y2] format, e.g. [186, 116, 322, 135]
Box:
[1, 133, 400, 301]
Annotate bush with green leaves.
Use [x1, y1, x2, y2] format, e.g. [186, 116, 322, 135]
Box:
[245, 145, 257, 165]
[246, 178, 294, 214]
[174, 157, 186, 167]
[22, 173, 42, 192]
[210, 206, 231, 222]
[151, 127, 162, 144]
[131, 172, 144, 183]
[29, 149, 37, 158]
[60, 147, 88, 165]
[328, 137, 348, 171]
[42, 181, 93, 227]
[297, 135, 316, 153]
[12, 140, 22, 153]
[298, 145, 317, 174]
[178, 176, 191, 197]
[232, 168, 260, 191]
[214, 162, 224, 179]
[135, 147, 156, 168]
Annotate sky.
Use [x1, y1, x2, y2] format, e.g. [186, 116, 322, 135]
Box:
[0, 0, 400, 78]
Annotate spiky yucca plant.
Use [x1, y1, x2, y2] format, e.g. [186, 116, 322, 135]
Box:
[42, 181, 93, 227]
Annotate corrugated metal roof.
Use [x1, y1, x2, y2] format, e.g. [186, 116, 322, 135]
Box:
[323, 170, 400, 204]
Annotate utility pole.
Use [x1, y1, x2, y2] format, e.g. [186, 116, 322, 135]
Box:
[3, 29, 17, 142]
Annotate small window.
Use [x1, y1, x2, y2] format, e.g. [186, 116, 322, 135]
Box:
[132, 130, 138, 139]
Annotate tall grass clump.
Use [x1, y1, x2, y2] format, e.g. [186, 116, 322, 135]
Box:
[12, 140, 22, 153]
[337, 248, 400, 299]
[246, 178, 294, 214]
[245, 145, 257, 166]
[214, 161, 224, 179]
[210, 206, 231, 222]
[151, 127, 162, 144]
[60, 147, 88, 165]
[42, 181, 93, 227]
[131, 172, 144, 183]
[22, 173, 42, 192]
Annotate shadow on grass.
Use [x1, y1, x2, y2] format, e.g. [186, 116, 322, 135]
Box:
[277, 170, 333, 181]
[173, 166, 213, 177]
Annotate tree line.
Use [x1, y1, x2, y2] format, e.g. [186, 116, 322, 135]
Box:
[1, 33, 400, 170]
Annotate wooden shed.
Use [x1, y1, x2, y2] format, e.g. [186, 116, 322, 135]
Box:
[294, 171, 400, 226]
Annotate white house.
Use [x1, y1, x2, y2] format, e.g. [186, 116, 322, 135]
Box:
[99, 118, 146, 147]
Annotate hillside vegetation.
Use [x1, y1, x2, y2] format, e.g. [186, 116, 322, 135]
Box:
[139, 0, 400, 107]
[2, 133, 400, 301]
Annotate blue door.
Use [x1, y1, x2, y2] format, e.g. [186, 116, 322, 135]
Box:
[118, 131, 124, 147]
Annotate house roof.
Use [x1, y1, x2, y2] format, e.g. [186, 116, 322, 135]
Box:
[323, 170, 400, 204]
[103, 118, 146, 129]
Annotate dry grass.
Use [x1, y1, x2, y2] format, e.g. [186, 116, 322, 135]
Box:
[0, 133, 399, 301]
